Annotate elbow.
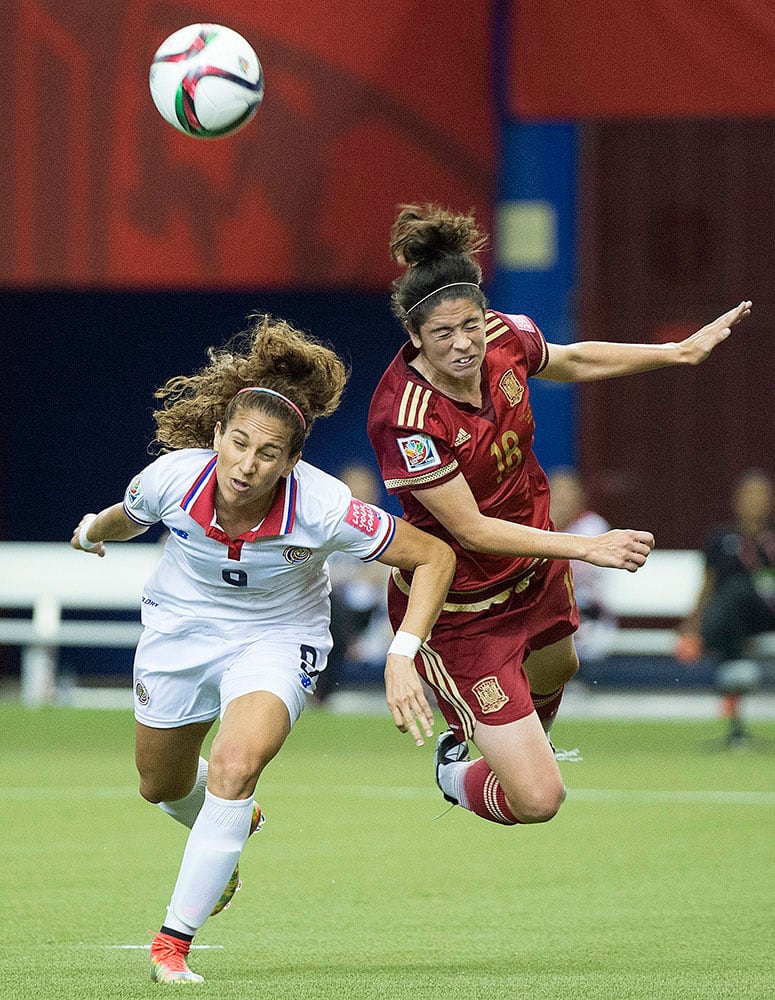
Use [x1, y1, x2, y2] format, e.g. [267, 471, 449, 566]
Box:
[432, 539, 457, 583]
[451, 521, 487, 552]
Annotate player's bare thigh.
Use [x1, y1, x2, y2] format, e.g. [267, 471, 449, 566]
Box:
[207, 690, 292, 800]
[135, 719, 214, 803]
[522, 633, 579, 693]
[473, 711, 565, 823]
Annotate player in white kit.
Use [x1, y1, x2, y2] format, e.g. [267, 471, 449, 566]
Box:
[71, 315, 455, 986]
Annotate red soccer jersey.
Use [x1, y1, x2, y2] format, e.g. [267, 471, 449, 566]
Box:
[368, 309, 552, 593]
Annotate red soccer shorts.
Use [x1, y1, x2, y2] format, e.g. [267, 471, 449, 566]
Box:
[388, 558, 579, 740]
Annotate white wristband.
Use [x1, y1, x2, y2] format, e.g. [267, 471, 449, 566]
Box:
[78, 518, 100, 551]
[388, 630, 422, 658]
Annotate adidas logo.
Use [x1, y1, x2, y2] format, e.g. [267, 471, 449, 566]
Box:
[453, 428, 471, 446]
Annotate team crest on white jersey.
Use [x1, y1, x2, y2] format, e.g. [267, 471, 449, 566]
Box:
[471, 675, 508, 713]
[135, 680, 150, 706]
[498, 370, 524, 407]
[397, 433, 441, 473]
[283, 546, 311, 564]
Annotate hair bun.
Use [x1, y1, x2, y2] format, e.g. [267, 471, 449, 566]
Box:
[390, 204, 488, 266]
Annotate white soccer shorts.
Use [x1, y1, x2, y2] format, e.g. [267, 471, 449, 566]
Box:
[132, 624, 332, 728]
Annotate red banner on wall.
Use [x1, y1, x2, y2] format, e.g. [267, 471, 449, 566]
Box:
[511, 0, 775, 120]
[3, 1, 493, 290]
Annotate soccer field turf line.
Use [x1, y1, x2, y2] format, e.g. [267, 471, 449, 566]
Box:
[2, 782, 775, 806]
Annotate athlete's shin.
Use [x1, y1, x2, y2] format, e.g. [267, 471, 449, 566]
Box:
[165, 790, 255, 932]
[462, 758, 521, 825]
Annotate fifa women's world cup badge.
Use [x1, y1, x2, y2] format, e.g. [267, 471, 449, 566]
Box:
[397, 433, 441, 472]
[126, 474, 144, 508]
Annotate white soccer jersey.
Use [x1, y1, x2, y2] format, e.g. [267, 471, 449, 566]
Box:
[122, 449, 396, 635]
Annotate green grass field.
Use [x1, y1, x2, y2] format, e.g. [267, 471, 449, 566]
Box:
[1, 704, 773, 999]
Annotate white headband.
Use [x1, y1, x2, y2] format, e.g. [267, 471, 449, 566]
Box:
[405, 282, 481, 314]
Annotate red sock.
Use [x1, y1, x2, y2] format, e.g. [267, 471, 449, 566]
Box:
[531, 685, 564, 732]
[463, 758, 521, 825]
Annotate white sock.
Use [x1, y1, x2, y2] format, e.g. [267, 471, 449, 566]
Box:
[438, 761, 471, 809]
[158, 757, 208, 829]
[164, 790, 254, 933]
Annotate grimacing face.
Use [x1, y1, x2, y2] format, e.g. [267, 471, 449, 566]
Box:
[408, 297, 487, 389]
[213, 408, 299, 513]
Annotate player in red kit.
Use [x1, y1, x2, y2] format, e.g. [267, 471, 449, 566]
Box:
[367, 203, 752, 827]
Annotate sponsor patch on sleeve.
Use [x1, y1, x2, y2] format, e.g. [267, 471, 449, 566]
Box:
[345, 499, 380, 537]
[396, 433, 442, 473]
[512, 314, 536, 333]
[125, 474, 144, 508]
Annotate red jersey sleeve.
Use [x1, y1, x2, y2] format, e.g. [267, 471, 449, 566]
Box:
[368, 356, 460, 496]
[494, 311, 549, 375]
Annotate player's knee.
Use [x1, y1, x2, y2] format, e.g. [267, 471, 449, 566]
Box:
[138, 773, 190, 804]
[208, 740, 264, 799]
[509, 780, 566, 824]
[520, 797, 563, 823]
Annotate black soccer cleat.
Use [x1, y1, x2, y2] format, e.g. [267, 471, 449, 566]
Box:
[434, 730, 470, 804]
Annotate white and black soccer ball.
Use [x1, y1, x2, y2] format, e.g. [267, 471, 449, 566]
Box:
[149, 23, 264, 139]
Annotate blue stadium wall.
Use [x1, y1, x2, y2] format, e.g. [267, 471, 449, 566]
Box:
[492, 120, 578, 475]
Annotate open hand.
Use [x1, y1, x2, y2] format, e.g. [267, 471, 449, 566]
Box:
[677, 300, 752, 365]
[384, 654, 434, 746]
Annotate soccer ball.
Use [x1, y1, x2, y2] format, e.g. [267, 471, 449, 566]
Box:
[149, 23, 264, 139]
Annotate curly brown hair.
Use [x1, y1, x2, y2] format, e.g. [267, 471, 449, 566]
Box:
[389, 204, 488, 330]
[151, 315, 349, 455]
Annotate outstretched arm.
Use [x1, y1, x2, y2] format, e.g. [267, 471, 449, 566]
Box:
[71, 503, 149, 557]
[416, 474, 654, 571]
[376, 519, 456, 746]
[538, 301, 752, 382]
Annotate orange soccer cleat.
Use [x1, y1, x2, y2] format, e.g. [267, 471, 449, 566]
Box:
[150, 931, 204, 985]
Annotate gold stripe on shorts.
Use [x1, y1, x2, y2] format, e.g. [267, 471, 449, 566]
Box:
[419, 643, 477, 740]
